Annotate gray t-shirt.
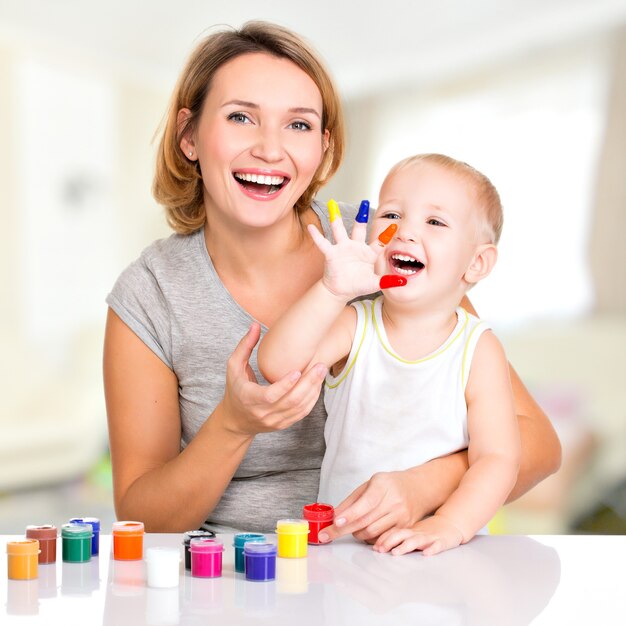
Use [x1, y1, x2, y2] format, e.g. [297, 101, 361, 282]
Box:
[106, 200, 359, 532]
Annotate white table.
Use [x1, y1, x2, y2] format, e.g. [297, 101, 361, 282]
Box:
[2, 533, 625, 625]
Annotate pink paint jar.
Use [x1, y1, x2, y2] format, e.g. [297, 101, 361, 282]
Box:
[189, 538, 223, 578]
[25, 525, 57, 564]
[303, 503, 334, 544]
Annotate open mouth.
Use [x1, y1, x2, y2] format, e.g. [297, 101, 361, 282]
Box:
[234, 172, 288, 195]
[390, 253, 425, 276]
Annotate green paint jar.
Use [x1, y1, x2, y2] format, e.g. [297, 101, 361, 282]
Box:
[61, 523, 92, 563]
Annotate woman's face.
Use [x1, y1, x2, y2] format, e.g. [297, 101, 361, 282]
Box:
[182, 52, 329, 230]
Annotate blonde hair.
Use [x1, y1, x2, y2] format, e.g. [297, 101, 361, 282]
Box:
[388, 153, 503, 244]
[153, 21, 345, 235]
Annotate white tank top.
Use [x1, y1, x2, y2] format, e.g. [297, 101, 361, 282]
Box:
[318, 297, 490, 506]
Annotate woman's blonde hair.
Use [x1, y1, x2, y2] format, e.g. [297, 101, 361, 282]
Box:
[153, 21, 345, 234]
[388, 153, 503, 244]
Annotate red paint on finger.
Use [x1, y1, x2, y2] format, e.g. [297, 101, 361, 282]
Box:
[379, 275, 407, 289]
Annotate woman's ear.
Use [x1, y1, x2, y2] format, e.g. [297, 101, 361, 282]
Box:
[464, 243, 498, 285]
[177, 108, 197, 160]
[322, 128, 330, 153]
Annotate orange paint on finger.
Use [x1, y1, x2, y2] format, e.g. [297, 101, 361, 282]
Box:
[377, 223, 397, 244]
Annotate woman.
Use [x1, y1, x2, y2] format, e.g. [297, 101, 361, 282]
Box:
[103, 21, 560, 538]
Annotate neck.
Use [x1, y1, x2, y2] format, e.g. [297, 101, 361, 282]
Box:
[205, 210, 311, 281]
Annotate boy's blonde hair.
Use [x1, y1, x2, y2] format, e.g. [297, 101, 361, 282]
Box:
[153, 21, 345, 235]
[389, 153, 503, 244]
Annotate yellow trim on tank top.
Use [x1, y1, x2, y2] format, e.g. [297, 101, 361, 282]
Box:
[325, 300, 370, 389]
[372, 297, 469, 364]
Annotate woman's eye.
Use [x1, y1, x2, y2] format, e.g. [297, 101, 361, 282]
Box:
[289, 120, 312, 131]
[228, 112, 251, 124]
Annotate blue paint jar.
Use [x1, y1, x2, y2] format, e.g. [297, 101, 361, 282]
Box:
[182, 530, 215, 570]
[244, 542, 277, 582]
[69, 517, 100, 555]
[233, 533, 266, 573]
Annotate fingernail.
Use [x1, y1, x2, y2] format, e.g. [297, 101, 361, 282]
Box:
[328, 199, 341, 222]
[355, 200, 370, 224]
[377, 223, 397, 244]
[289, 371, 302, 382]
[380, 275, 407, 289]
[318, 532, 329, 543]
[335, 517, 346, 527]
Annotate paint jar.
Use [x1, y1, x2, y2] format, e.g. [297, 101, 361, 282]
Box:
[275, 519, 309, 558]
[25, 525, 57, 564]
[61, 523, 92, 563]
[182, 530, 215, 570]
[69, 517, 100, 555]
[303, 503, 334, 544]
[189, 538, 223, 578]
[244, 542, 277, 582]
[7, 539, 40, 580]
[145, 547, 181, 588]
[233, 533, 266, 573]
[112, 521, 145, 561]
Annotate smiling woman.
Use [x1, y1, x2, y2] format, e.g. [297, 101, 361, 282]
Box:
[103, 21, 560, 538]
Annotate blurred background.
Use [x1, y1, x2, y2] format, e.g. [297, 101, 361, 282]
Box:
[0, 0, 624, 535]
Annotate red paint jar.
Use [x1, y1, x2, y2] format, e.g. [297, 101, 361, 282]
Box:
[25, 525, 57, 564]
[303, 503, 334, 544]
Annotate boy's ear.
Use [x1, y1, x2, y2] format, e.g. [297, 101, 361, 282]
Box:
[464, 243, 497, 285]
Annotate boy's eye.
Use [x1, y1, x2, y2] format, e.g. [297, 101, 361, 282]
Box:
[289, 120, 312, 131]
[428, 218, 446, 227]
[228, 112, 251, 124]
[382, 212, 401, 220]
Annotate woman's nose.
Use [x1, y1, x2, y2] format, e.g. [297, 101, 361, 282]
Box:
[250, 125, 284, 162]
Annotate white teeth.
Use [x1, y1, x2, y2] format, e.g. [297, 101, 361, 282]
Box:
[391, 254, 417, 263]
[395, 266, 417, 276]
[235, 172, 285, 185]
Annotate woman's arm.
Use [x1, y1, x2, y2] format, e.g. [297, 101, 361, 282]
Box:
[104, 310, 327, 532]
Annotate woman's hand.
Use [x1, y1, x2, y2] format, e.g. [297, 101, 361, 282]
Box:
[318, 453, 470, 544]
[220, 322, 328, 436]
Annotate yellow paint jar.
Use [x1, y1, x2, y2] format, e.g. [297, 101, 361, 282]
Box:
[7, 539, 40, 580]
[275, 519, 309, 558]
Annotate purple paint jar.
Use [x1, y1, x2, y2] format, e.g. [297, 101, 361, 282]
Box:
[244, 542, 277, 582]
[189, 538, 223, 578]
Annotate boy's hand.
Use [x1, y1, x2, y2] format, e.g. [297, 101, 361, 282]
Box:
[373, 515, 465, 557]
[309, 199, 404, 300]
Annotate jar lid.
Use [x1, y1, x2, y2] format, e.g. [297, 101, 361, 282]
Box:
[244, 542, 277, 556]
[233, 533, 266, 548]
[25, 524, 58, 539]
[183, 530, 215, 546]
[112, 521, 145, 535]
[145, 547, 181, 563]
[303, 503, 335, 522]
[61, 523, 93, 539]
[69, 517, 101, 530]
[189, 538, 223, 553]
[276, 519, 309, 534]
[6, 539, 40, 555]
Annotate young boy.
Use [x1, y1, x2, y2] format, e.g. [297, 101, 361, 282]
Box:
[258, 153, 520, 556]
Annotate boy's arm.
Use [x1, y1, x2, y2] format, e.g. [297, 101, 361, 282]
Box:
[257, 281, 355, 383]
[435, 330, 521, 539]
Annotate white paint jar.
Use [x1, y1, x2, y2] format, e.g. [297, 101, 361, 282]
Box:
[145, 547, 181, 588]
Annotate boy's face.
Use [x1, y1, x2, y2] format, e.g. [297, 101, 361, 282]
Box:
[371, 161, 489, 306]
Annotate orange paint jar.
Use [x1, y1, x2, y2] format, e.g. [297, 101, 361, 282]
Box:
[7, 539, 40, 580]
[112, 521, 145, 561]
